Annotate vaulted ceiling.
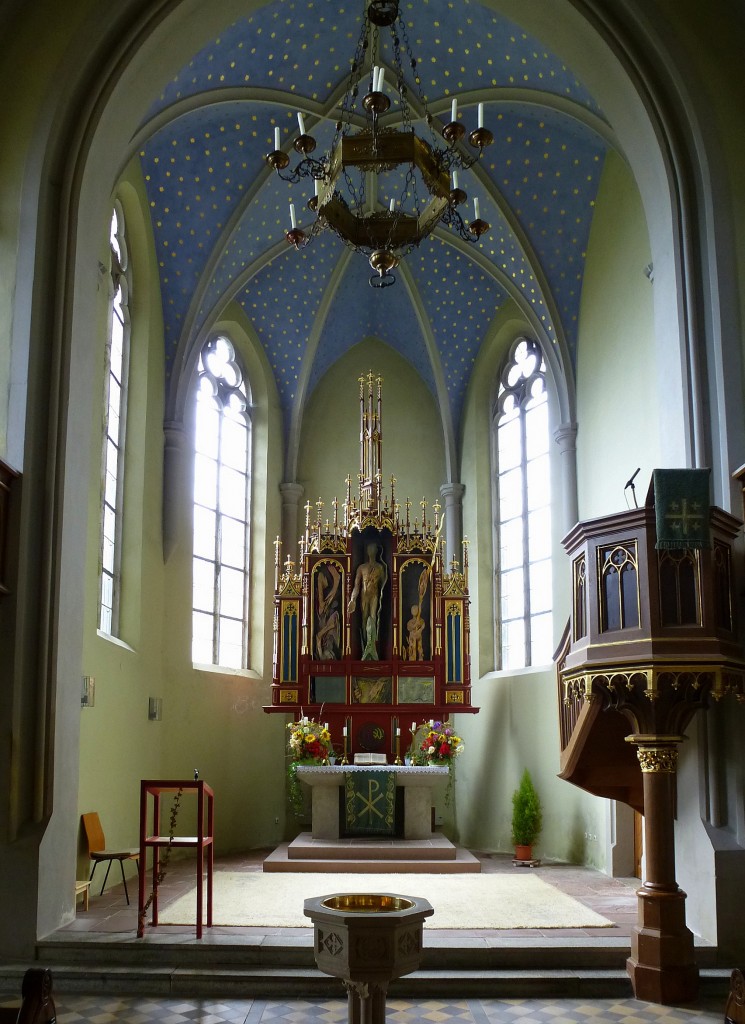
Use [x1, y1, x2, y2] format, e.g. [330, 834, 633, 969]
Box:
[137, 0, 615, 447]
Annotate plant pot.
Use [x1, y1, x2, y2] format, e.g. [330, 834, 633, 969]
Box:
[514, 844, 533, 861]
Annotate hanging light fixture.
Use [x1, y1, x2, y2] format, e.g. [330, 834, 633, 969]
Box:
[265, 0, 492, 288]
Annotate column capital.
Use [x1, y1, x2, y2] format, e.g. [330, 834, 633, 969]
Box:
[636, 746, 679, 773]
[439, 481, 466, 502]
[280, 481, 304, 503]
[553, 421, 578, 452]
[626, 733, 686, 773]
[163, 419, 187, 446]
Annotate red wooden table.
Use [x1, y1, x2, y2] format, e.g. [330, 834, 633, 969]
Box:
[137, 779, 214, 939]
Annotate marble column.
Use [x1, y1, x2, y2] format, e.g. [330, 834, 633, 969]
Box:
[553, 421, 579, 536]
[626, 735, 698, 1004]
[439, 482, 465, 568]
[280, 481, 304, 564]
[163, 421, 189, 561]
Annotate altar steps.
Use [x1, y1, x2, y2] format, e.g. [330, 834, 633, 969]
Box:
[14, 934, 726, 1000]
[262, 832, 482, 872]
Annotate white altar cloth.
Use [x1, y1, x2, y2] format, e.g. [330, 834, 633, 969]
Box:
[296, 764, 449, 840]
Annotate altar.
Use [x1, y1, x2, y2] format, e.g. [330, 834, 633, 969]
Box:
[297, 764, 449, 840]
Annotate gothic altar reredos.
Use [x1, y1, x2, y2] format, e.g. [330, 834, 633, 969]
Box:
[265, 373, 478, 758]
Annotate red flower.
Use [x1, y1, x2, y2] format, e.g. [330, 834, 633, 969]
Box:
[440, 743, 451, 757]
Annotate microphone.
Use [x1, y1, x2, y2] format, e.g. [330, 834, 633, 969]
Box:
[624, 467, 640, 490]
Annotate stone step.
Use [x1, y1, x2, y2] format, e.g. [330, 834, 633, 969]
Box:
[264, 838, 481, 872]
[286, 834, 461, 861]
[30, 934, 635, 971]
[0, 961, 730, 1001]
[264, 854, 481, 873]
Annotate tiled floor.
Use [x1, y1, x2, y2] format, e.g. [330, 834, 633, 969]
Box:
[64, 849, 640, 940]
[0, 995, 723, 1024]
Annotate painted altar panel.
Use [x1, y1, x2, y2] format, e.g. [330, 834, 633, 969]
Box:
[266, 373, 477, 755]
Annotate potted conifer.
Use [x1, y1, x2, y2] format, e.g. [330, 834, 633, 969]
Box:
[511, 768, 542, 860]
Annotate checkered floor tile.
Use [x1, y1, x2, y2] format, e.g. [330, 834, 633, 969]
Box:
[0, 995, 722, 1024]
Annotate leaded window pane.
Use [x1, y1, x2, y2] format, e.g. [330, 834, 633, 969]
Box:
[218, 617, 244, 669]
[194, 454, 218, 508]
[495, 339, 553, 668]
[192, 334, 251, 669]
[193, 506, 217, 559]
[193, 557, 216, 613]
[221, 515, 247, 569]
[218, 465, 247, 520]
[98, 204, 129, 636]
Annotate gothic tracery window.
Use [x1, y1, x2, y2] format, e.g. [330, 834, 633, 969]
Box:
[495, 338, 552, 669]
[98, 204, 130, 635]
[192, 335, 251, 669]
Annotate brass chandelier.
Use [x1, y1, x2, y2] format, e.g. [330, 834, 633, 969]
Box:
[265, 0, 493, 288]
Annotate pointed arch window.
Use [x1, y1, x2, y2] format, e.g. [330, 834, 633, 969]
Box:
[192, 336, 251, 669]
[99, 204, 130, 635]
[495, 338, 552, 669]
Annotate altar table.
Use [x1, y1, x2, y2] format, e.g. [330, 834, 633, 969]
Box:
[297, 764, 449, 840]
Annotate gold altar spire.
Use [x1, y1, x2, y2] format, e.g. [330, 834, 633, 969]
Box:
[359, 372, 383, 514]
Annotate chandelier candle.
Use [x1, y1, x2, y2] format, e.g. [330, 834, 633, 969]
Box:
[289, 203, 297, 229]
[274, 126, 280, 150]
[478, 102, 484, 129]
[473, 197, 480, 221]
[297, 112, 306, 135]
[451, 97, 457, 122]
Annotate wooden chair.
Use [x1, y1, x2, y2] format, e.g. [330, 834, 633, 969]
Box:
[81, 811, 139, 905]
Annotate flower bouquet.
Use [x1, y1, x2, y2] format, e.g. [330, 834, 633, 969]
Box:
[417, 720, 464, 765]
[286, 716, 333, 816]
[287, 717, 333, 763]
[408, 720, 464, 804]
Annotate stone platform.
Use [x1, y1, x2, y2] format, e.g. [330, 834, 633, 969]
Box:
[263, 832, 481, 873]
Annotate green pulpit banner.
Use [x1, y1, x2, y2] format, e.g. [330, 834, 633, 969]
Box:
[653, 468, 711, 549]
[344, 770, 396, 835]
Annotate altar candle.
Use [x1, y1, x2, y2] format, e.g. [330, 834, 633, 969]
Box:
[450, 97, 457, 123]
[324, 722, 328, 731]
[411, 721, 416, 733]
[297, 111, 306, 136]
[473, 197, 480, 221]
[343, 726, 347, 737]
[452, 170, 459, 191]
[478, 102, 484, 128]
[429, 719, 434, 727]
[289, 202, 297, 229]
[274, 126, 280, 150]
[396, 727, 401, 736]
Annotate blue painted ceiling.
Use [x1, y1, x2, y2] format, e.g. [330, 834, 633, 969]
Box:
[138, 0, 612, 443]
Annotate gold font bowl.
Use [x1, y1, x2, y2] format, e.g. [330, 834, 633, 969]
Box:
[320, 893, 416, 913]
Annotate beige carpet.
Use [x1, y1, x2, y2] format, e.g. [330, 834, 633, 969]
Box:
[158, 870, 614, 929]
